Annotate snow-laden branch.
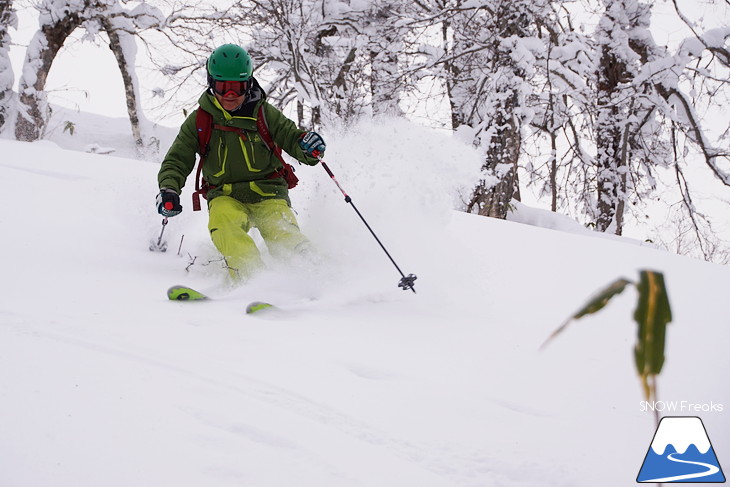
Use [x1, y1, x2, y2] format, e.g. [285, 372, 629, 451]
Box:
[666, 87, 730, 185]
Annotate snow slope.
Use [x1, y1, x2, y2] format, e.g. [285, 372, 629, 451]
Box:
[0, 115, 729, 487]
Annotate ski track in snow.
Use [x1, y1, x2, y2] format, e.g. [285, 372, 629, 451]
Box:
[0, 162, 93, 181]
[3, 123, 730, 487]
[0, 317, 534, 486]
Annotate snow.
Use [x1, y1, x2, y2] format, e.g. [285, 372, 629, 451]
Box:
[679, 36, 706, 58]
[1, 112, 729, 486]
[702, 27, 730, 49]
[129, 3, 166, 30]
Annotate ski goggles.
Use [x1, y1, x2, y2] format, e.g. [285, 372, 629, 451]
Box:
[212, 79, 250, 97]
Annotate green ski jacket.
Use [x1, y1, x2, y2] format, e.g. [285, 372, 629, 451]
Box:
[158, 82, 318, 206]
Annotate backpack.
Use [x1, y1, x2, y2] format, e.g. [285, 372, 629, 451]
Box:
[191, 104, 299, 211]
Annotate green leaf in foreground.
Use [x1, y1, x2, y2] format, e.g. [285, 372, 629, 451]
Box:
[541, 277, 633, 349]
[633, 270, 672, 401]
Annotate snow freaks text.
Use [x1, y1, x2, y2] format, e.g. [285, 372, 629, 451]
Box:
[639, 401, 724, 413]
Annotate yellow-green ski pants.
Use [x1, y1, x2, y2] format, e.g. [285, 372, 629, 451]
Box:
[208, 196, 310, 280]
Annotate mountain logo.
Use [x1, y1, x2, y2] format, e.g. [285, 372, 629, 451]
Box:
[637, 416, 725, 483]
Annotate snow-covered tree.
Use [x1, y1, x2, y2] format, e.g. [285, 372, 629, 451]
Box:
[15, 1, 84, 142]
[232, 0, 397, 127]
[100, 2, 164, 150]
[591, 0, 660, 233]
[640, 8, 730, 259]
[15, 0, 163, 152]
[523, 4, 595, 214]
[468, 0, 555, 218]
[415, 0, 550, 218]
[150, 0, 411, 128]
[0, 0, 16, 132]
[510, 0, 729, 259]
[364, 0, 406, 117]
[233, 0, 344, 126]
[587, 0, 730, 245]
[139, 1, 235, 118]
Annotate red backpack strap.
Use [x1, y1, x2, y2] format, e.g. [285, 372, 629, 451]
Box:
[192, 108, 213, 211]
[256, 105, 299, 189]
[256, 104, 280, 158]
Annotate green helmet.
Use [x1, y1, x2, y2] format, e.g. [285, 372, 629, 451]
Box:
[207, 44, 253, 82]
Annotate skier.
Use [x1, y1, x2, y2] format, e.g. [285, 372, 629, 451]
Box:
[156, 44, 326, 281]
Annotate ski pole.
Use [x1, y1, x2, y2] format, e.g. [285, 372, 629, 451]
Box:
[149, 217, 169, 252]
[319, 159, 417, 293]
[157, 217, 168, 246]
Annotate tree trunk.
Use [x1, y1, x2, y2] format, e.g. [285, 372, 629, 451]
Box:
[549, 131, 558, 212]
[468, 104, 522, 218]
[369, 2, 403, 117]
[331, 47, 357, 121]
[310, 25, 337, 128]
[15, 14, 82, 141]
[441, 13, 461, 131]
[102, 19, 144, 149]
[297, 100, 304, 128]
[595, 39, 629, 232]
[464, 1, 530, 219]
[0, 0, 15, 132]
[595, 113, 623, 231]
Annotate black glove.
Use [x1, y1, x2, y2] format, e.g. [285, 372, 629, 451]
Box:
[156, 188, 182, 217]
[299, 131, 326, 158]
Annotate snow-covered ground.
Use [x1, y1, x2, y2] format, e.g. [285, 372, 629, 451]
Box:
[1, 112, 728, 486]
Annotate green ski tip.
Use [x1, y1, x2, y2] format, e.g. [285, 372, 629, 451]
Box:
[246, 301, 274, 314]
[167, 285, 209, 301]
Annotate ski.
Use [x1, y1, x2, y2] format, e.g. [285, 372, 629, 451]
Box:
[245, 301, 275, 314]
[167, 286, 276, 314]
[167, 285, 209, 301]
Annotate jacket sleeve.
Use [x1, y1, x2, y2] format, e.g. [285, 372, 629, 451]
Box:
[262, 102, 319, 166]
[157, 111, 200, 193]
